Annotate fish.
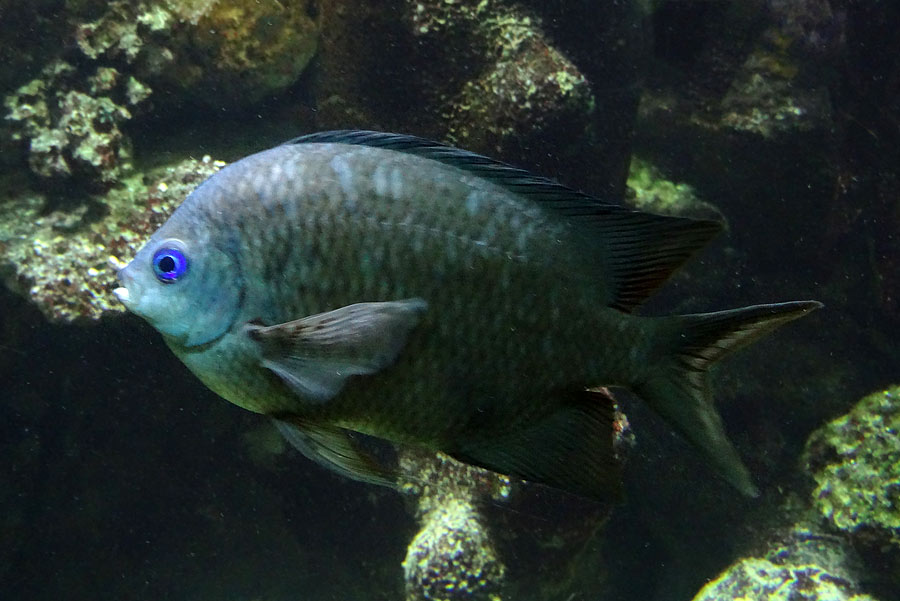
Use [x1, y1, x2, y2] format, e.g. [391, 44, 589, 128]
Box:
[114, 130, 821, 500]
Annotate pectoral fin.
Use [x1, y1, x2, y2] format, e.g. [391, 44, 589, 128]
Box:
[273, 418, 398, 488]
[246, 298, 427, 403]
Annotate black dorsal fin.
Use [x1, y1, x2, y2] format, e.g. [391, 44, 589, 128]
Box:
[286, 130, 723, 311]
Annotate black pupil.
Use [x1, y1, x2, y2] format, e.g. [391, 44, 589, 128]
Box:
[158, 255, 176, 273]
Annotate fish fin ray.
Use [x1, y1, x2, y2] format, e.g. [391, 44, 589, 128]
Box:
[449, 389, 623, 502]
[247, 298, 427, 403]
[287, 130, 720, 311]
[600, 213, 722, 311]
[636, 300, 823, 496]
[273, 418, 398, 488]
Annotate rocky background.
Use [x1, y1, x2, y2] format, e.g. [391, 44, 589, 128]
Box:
[0, 1, 897, 600]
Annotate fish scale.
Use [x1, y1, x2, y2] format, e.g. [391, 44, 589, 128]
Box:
[211, 145, 602, 436]
[115, 131, 821, 500]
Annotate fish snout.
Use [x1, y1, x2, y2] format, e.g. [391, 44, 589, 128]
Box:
[113, 264, 140, 307]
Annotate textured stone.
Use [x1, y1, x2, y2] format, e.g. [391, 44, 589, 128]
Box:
[804, 387, 900, 551]
[400, 451, 508, 601]
[692, 556, 877, 601]
[0, 156, 223, 321]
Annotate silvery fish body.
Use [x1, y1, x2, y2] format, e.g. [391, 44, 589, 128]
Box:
[115, 131, 820, 499]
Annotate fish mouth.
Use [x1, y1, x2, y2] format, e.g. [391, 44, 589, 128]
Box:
[113, 265, 138, 308]
[113, 286, 130, 304]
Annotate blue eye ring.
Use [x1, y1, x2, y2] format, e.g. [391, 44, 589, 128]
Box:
[152, 247, 189, 282]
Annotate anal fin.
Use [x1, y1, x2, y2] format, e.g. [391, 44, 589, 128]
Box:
[449, 389, 623, 501]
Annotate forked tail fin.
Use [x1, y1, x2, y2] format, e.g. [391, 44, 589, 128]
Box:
[635, 301, 822, 496]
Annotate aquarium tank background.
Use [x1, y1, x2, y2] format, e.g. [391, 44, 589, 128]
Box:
[0, 1, 898, 600]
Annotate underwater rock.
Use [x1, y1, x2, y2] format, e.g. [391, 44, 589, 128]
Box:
[641, 13, 832, 141]
[408, 1, 595, 170]
[717, 31, 832, 139]
[4, 0, 316, 189]
[804, 387, 900, 553]
[692, 557, 877, 601]
[315, 0, 641, 197]
[75, 0, 318, 108]
[0, 156, 223, 322]
[638, 0, 834, 145]
[625, 157, 722, 220]
[161, 0, 318, 107]
[398, 389, 629, 601]
[399, 451, 508, 601]
[691, 520, 878, 601]
[4, 60, 140, 189]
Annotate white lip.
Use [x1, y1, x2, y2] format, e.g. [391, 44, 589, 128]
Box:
[113, 287, 130, 304]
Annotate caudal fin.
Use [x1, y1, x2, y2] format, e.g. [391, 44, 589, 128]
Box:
[635, 300, 822, 496]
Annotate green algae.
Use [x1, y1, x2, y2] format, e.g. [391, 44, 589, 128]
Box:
[626, 157, 722, 218]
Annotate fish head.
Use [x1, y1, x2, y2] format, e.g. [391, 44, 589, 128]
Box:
[114, 217, 244, 348]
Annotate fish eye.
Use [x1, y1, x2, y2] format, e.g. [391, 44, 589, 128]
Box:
[152, 247, 189, 282]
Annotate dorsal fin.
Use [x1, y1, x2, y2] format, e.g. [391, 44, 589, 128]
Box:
[286, 130, 723, 311]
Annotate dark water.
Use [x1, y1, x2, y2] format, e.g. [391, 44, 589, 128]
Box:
[1, 2, 898, 601]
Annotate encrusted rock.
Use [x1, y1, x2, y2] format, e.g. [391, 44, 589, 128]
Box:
[407, 1, 594, 155]
[692, 556, 877, 601]
[400, 451, 508, 601]
[3, 0, 318, 188]
[717, 31, 832, 138]
[4, 61, 139, 188]
[626, 157, 723, 220]
[0, 156, 224, 322]
[804, 387, 900, 551]
[316, 0, 641, 196]
[692, 520, 878, 601]
[75, 0, 319, 107]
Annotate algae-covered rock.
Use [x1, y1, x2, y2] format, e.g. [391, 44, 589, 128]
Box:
[692, 557, 878, 601]
[400, 451, 509, 601]
[407, 1, 595, 165]
[3, 0, 317, 188]
[804, 387, 900, 551]
[626, 157, 722, 219]
[718, 30, 832, 139]
[4, 60, 141, 189]
[398, 390, 629, 601]
[316, 0, 641, 197]
[0, 156, 224, 322]
[161, 0, 319, 107]
[691, 521, 878, 601]
[74, 0, 318, 108]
